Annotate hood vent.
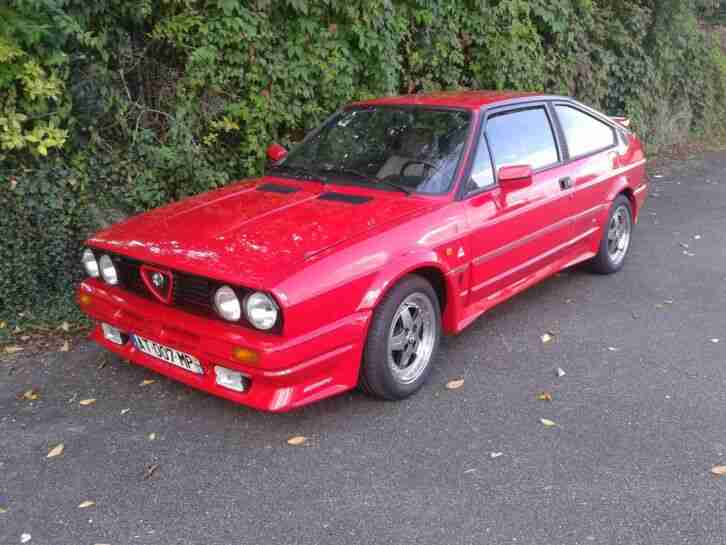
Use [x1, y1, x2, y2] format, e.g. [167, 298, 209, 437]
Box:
[256, 183, 299, 194]
[318, 192, 371, 205]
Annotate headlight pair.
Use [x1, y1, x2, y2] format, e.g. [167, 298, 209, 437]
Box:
[82, 249, 118, 285]
[213, 286, 279, 331]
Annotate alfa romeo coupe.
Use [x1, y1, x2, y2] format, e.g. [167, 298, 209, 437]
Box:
[78, 91, 647, 412]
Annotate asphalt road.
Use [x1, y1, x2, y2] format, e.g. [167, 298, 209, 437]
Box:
[2, 152, 726, 545]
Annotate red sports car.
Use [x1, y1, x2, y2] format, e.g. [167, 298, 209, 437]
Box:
[78, 91, 647, 412]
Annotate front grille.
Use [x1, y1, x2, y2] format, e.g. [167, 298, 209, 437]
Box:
[110, 254, 250, 322]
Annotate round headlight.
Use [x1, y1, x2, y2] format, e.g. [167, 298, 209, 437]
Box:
[82, 248, 99, 278]
[245, 292, 279, 330]
[98, 254, 118, 285]
[214, 286, 242, 322]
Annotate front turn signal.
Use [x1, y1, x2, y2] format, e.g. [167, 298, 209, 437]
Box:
[232, 346, 259, 365]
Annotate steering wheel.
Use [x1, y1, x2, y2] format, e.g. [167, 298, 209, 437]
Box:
[400, 160, 439, 178]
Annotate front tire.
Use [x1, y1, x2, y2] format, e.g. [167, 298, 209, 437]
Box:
[360, 275, 441, 400]
[587, 194, 633, 274]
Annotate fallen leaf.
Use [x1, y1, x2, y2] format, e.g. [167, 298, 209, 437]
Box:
[0, 321, 5, 329]
[59, 340, 70, 352]
[21, 533, 31, 543]
[607, 346, 619, 352]
[0, 506, 7, 514]
[490, 452, 504, 459]
[536, 391, 553, 402]
[711, 338, 720, 344]
[445, 378, 465, 390]
[711, 465, 726, 476]
[22, 389, 40, 401]
[46, 443, 64, 458]
[287, 435, 307, 446]
[60, 321, 70, 332]
[541, 333, 554, 344]
[147, 432, 157, 441]
[79, 398, 96, 406]
[143, 463, 160, 480]
[77, 500, 95, 508]
[120, 408, 130, 415]
[3, 345, 23, 355]
[140, 379, 156, 386]
[556, 367, 566, 378]
[540, 418, 557, 428]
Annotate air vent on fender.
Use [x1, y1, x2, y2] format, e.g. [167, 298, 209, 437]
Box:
[317, 192, 372, 205]
[256, 183, 299, 194]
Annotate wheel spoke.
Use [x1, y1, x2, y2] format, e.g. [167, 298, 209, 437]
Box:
[400, 344, 414, 366]
[390, 331, 406, 351]
[400, 306, 414, 330]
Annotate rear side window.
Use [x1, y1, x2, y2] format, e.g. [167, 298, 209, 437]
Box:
[555, 105, 616, 158]
[486, 107, 559, 171]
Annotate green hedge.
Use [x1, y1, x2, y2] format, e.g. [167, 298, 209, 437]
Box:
[2, 0, 726, 328]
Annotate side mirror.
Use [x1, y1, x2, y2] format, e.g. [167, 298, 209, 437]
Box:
[266, 143, 288, 163]
[498, 164, 533, 188]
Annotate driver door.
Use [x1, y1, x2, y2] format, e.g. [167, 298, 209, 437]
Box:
[464, 104, 576, 312]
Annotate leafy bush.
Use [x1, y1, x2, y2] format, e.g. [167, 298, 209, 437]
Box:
[1, 0, 726, 327]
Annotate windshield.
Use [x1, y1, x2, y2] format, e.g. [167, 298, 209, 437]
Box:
[270, 106, 472, 195]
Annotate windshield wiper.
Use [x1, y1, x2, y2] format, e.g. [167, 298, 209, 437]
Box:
[267, 163, 327, 184]
[320, 165, 412, 196]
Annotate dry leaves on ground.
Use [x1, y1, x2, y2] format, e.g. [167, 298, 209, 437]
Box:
[47, 444, 64, 458]
[541, 333, 554, 344]
[78, 500, 95, 509]
[446, 378, 465, 390]
[556, 367, 566, 377]
[60, 341, 70, 352]
[147, 432, 157, 441]
[21, 389, 40, 401]
[79, 398, 96, 406]
[540, 418, 557, 428]
[144, 463, 160, 480]
[3, 345, 23, 355]
[287, 436, 307, 446]
[140, 379, 156, 386]
[536, 392, 553, 402]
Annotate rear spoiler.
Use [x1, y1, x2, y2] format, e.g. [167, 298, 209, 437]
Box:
[610, 116, 631, 129]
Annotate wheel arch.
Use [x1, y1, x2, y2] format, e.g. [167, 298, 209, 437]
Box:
[357, 254, 459, 333]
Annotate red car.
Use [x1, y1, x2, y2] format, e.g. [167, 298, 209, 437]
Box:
[78, 91, 647, 412]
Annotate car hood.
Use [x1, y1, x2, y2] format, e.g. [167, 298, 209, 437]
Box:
[88, 177, 432, 288]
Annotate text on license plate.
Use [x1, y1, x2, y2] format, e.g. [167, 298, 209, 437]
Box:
[132, 335, 203, 374]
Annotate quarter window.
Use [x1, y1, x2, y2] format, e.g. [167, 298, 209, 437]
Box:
[486, 107, 559, 171]
[555, 105, 616, 158]
[468, 133, 495, 191]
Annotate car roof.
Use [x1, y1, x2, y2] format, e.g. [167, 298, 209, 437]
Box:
[351, 90, 548, 110]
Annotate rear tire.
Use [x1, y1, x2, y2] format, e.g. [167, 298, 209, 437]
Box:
[587, 194, 633, 274]
[360, 275, 441, 400]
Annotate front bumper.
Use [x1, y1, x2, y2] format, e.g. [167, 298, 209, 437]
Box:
[78, 279, 370, 412]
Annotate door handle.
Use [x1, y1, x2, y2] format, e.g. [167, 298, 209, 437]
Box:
[559, 177, 574, 190]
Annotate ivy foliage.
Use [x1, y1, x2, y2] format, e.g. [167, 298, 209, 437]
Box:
[1, 0, 726, 326]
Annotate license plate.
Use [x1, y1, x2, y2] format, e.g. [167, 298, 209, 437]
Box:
[132, 334, 203, 375]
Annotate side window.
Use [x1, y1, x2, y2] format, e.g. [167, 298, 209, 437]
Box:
[555, 105, 616, 158]
[486, 107, 559, 171]
[467, 133, 495, 192]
